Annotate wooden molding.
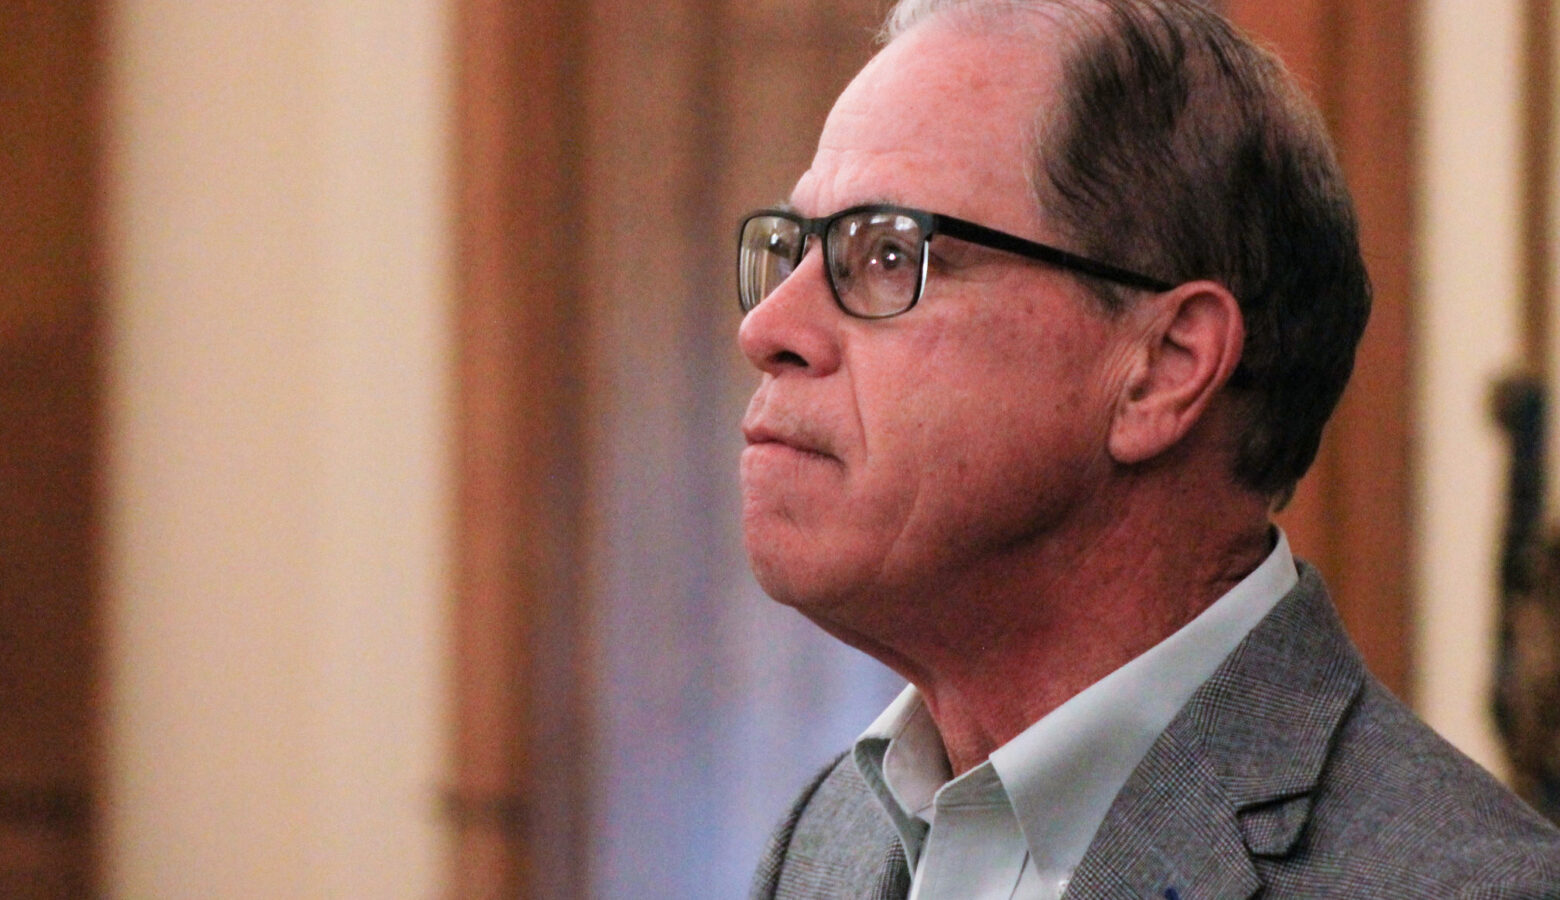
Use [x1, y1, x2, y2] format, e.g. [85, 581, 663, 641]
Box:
[0, 0, 105, 895]
[449, 0, 587, 895]
[1522, 0, 1554, 372]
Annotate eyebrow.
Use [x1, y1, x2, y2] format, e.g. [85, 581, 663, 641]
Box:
[775, 195, 902, 217]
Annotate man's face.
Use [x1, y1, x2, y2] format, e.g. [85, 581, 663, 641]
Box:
[738, 18, 1139, 624]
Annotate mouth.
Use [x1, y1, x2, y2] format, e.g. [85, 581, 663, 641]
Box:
[741, 422, 838, 462]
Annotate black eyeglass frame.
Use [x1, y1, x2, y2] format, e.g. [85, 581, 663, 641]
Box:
[737, 203, 1175, 319]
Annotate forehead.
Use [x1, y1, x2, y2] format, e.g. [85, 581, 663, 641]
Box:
[794, 15, 1068, 233]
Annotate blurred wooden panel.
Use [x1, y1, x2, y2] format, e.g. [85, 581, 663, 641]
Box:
[0, 0, 104, 896]
[1229, 0, 1417, 699]
[450, 0, 587, 896]
[1521, 0, 1553, 368]
[449, 0, 879, 893]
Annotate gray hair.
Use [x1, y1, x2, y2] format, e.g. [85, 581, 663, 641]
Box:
[881, 0, 1371, 504]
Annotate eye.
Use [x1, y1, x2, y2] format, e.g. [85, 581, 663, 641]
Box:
[825, 210, 925, 315]
[855, 230, 920, 288]
[766, 230, 800, 260]
[867, 236, 913, 272]
[830, 233, 916, 282]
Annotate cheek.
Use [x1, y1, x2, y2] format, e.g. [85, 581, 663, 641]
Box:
[869, 308, 1118, 530]
[899, 306, 1112, 442]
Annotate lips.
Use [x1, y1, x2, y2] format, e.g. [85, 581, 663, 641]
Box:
[741, 420, 839, 462]
[741, 382, 842, 466]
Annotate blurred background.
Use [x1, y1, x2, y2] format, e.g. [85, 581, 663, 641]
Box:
[1, 0, 1554, 896]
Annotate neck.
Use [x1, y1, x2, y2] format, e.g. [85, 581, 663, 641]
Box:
[822, 475, 1273, 775]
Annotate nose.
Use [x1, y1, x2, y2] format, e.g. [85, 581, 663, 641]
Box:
[737, 247, 843, 377]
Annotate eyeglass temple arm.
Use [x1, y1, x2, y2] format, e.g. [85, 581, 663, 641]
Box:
[932, 215, 1174, 293]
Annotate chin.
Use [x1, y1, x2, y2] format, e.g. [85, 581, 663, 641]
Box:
[746, 538, 856, 612]
[748, 552, 923, 674]
[747, 542, 914, 639]
[740, 506, 926, 623]
[747, 547, 830, 609]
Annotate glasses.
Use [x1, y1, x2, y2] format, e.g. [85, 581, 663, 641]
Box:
[737, 203, 1173, 319]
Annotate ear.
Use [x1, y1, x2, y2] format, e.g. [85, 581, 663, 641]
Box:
[1108, 281, 1245, 465]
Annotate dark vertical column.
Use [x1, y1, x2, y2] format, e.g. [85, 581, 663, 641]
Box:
[1521, 0, 1553, 371]
[0, 1, 105, 896]
[449, 0, 586, 895]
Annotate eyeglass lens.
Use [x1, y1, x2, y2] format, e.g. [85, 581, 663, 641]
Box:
[738, 214, 802, 313]
[739, 210, 926, 318]
[826, 211, 922, 318]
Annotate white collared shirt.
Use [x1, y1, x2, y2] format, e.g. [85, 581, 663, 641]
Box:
[853, 531, 1298, 899]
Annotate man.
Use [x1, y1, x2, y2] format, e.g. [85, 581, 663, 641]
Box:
[735, 0, 1560, 897]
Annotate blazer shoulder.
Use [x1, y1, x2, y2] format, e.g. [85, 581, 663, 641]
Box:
[750, 752, 898, 900]
[1268, 675, 1560, 896]
[750, 752, 847, 900]
[1073, 569, 1560, 899]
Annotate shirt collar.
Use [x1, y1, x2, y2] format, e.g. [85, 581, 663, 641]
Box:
[854, 686, 942, 861]
[854, 530, 1298, 880]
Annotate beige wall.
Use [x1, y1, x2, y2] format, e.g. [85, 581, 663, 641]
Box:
[102, 2, 452, 896]
[1415, 0, 1527, 777]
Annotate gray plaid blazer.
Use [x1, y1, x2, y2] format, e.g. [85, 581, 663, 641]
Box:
[751, 563, 1560, 898]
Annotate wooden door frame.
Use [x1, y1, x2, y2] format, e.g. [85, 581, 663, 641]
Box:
[0, 1, 106, 894]
[447, 0, 589, 895]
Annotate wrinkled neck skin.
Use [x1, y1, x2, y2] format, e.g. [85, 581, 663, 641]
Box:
[803, 447, 1274, 777]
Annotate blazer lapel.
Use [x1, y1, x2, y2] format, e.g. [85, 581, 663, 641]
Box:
[870, 839, 913, 900]
[1064, 563, 1366, 900]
